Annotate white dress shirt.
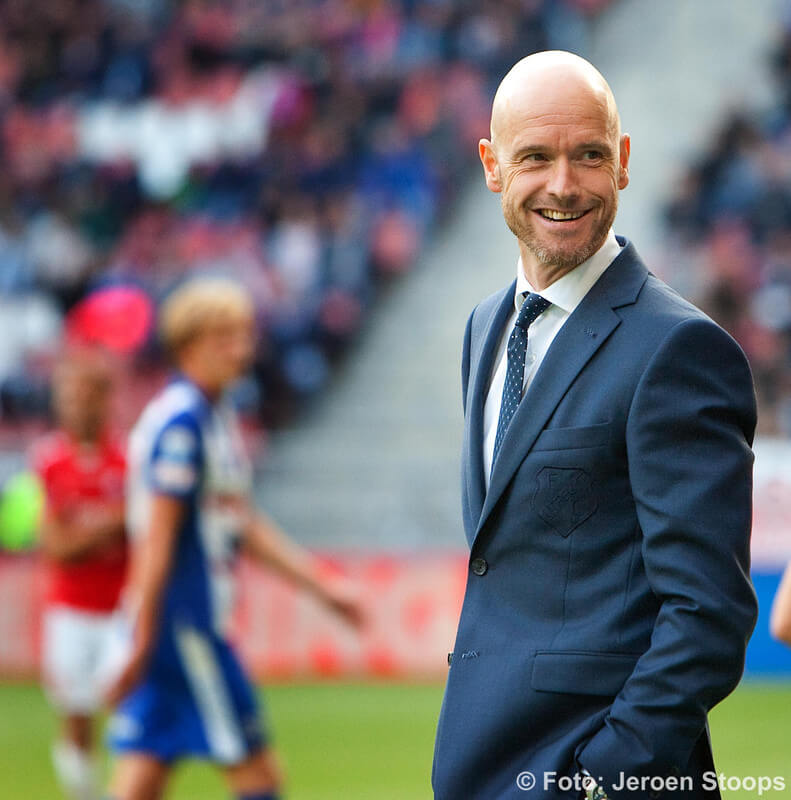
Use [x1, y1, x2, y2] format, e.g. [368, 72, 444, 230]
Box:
[482, 230, 623, 487]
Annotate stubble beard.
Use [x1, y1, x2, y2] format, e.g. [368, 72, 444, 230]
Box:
[502, 194, 618, 271]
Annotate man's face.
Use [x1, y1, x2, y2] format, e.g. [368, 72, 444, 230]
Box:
[482, 79, 629, 275]
[53, 361, 112, 440]
[195, 314, 256, 388]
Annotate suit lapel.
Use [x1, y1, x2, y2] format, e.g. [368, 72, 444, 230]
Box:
[474, 241, 648, 543]
[462, 281, 515, 543]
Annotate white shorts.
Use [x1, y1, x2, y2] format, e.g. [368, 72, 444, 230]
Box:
[42, 605, 122, 714]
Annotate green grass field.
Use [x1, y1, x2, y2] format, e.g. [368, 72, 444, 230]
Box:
[0, 680, 788, 799]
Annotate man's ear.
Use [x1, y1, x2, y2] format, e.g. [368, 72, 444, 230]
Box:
[618, 133, 631, 190]
[479, 139, 502, 193]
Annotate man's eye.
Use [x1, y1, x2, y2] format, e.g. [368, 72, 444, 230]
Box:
[524, 153, 546, 162]
[582, 150, 603, 160]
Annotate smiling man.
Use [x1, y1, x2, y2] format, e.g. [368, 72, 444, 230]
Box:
[432, 52, 758, 799]
[485, 52, 627, 289]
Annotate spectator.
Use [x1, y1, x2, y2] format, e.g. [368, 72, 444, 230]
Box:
[663, 21, 791, 435]
[0, 0, 614, 434]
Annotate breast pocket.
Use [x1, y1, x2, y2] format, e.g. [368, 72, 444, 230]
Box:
[532, 422, 612, 452]
[529, 423, 612, 538]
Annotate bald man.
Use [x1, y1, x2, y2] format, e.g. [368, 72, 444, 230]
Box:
[432, 52, 757, 800]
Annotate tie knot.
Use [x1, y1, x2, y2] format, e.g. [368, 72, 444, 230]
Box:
[515, 292, 550, 330]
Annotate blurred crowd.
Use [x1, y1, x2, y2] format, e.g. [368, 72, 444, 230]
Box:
[0, 0, 611, 439]
[662, 18, 791, 437]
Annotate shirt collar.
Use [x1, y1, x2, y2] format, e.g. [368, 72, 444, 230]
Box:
[515, 229, 623, 313]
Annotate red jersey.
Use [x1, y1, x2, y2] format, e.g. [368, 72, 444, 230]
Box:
[31, 431, 128, 612]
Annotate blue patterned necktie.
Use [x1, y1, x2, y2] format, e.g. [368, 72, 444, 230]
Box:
[491, 292, 551, 471]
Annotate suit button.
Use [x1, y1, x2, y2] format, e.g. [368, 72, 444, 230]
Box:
[470, 557, 488, 576]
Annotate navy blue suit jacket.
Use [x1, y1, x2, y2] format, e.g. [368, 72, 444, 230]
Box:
[432, 239, 758, 799]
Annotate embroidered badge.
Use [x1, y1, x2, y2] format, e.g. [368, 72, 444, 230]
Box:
[533, 466, 597, 537]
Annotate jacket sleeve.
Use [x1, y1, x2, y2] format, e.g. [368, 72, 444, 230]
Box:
[577, 316, 758, 796]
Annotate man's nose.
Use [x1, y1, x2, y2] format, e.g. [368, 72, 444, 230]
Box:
[545, 158, 578, 202]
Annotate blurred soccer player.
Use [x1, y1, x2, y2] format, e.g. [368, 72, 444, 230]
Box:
[105, 277, 363, 800]
[32, 347, 127, 800]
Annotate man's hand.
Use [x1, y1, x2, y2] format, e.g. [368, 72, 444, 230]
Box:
[315, 576, 366, 630]
[581, 771, 610, 800]
[104, 641, 149, 708]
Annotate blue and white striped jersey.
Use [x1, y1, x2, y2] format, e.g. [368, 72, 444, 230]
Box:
[126, 376, 252, 636]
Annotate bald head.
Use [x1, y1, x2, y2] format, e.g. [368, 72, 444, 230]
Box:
[479, 50, 630, 288]
[490, 51, 620, 149]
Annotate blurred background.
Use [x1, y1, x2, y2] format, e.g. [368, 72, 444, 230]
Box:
[0, 0, 790, 797]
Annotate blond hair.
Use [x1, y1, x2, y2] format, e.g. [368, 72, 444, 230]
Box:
[159, 277, 254, 356]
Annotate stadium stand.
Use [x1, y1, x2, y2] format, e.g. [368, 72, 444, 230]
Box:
[0, 0, 613, 445]
[661, 18, 791, 437]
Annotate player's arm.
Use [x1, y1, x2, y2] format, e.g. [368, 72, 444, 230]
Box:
[106, 413, 201, 706]
[105, 492, 184, 706]
[770, 562, 791, 645]
[242, 507, 364, 628]
[39, 504, 124, 562]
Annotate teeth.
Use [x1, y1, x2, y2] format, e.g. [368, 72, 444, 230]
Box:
[539, 209, 584, 221]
